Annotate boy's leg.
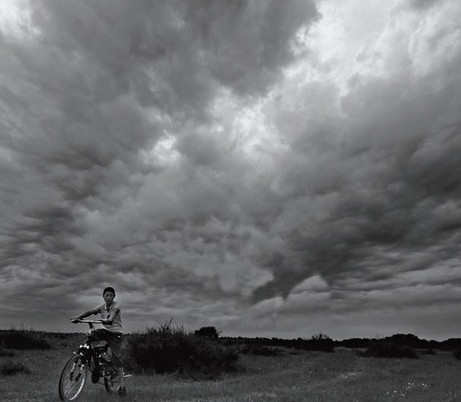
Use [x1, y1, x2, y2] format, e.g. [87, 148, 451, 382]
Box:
[107, 333, 125, 390]
[107, 333, 122, 366]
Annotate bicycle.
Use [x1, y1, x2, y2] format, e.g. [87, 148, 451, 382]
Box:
[58, 319, 129, 401]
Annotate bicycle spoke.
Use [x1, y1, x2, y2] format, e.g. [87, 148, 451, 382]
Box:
[59, 356, 86, 401]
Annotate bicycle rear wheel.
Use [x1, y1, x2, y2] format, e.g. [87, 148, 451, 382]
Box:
[103, 365, 123, 393]
[58, 355, 87, 401]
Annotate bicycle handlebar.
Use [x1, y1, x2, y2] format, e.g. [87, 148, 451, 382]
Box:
[72, 319, 103, 324]
[71, 319, 102, 327]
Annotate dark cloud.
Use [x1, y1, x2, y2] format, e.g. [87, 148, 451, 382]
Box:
[248, 10, 461, 302]
[30, 0, 318, 112]
[0, 0, 319, 332]
[1, 0, 461, 338]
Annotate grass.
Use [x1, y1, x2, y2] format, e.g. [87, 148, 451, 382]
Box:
[1, 333, 461, 401]
[0, 330, 51, 350]
[359, 342, 419, 359]
[0, 347, 15, 357]
[0, 360, 31, 375]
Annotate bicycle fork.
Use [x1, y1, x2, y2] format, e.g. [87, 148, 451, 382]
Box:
[69, 359, 85, 382]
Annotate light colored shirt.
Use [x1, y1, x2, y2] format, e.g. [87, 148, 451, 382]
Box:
[96, 301, 123, 333]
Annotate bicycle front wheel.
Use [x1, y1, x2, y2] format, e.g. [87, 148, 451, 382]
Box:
[58, 355, 87, 401]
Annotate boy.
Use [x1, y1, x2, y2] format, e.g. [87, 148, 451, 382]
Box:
[72, 286, 125, 392]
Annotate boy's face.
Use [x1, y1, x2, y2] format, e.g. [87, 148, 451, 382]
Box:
[103, 291, 115, 304]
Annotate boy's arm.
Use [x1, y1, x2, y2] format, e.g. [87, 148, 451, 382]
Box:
[102, 306, 119, 325]
[73, 307, 101, 321]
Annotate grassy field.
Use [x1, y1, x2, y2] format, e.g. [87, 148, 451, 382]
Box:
[1, 334, 461, 401]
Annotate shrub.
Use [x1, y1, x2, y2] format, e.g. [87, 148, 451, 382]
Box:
[0, 330, 51, 350]
[194, 326, 220, 339]
[124, 322, 239, 378]
[453, 349, 461, 360]
[239, 344, 281, 356]
[293, 334, 335, 353]
[359, 341, 418, 359]
[310, 334, 335, 352]
[0, 347, 15, 357]
[0, 360, 31, 376]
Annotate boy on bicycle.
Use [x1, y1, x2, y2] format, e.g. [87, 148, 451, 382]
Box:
[72, 286, 124, 374]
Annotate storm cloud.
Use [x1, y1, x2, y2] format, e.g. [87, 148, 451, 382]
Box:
[0, 0, 461, 339]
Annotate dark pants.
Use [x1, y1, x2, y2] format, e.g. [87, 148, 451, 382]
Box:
[91, 329, 123, 367]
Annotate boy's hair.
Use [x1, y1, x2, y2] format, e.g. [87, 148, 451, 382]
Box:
[103, 286, 116, 296]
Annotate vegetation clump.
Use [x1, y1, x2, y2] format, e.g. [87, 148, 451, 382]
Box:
[240, 344, 282, 356]
[194, 326, 220, 339]
[220, 333, 335, 353]
[124, 322, 239, 378]
[0, 360, 31, 376]
[288, 334, 335, 352]
[359, 341, 418, 359]
[0, 330, 51, 350]
[305, 334, 335, 352]
[0, 347, 15, 357]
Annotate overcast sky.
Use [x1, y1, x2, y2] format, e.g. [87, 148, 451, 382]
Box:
[0, 0, 461, 340]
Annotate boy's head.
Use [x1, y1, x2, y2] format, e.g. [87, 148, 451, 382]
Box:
[103, 286, 116, 304]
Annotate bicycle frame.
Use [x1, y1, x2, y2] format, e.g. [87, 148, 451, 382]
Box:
[74, 320, 117, 375]
[59, 319, 126, 401]
[74, 321, 104, 362]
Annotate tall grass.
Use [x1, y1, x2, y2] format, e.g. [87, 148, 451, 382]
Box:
[0, 347, 15, 357]
[123, 321, 239, 378]
[359, 341, 418, 359]
[453, 349, 461, 360]
[0, 330, 51, 350]
[0, 360, 31, 375]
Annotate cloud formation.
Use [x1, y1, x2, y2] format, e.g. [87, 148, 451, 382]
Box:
[1, 0, 461, 339]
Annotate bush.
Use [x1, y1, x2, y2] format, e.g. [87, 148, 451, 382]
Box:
[0, 360, 31, 376]
[0, 347, 15, 357]
[194, 326, 220, 339]
[359, 341, 418, 359]
[239, 344, 282, 356]
[0, 330, 51, 350]
[453, 349, 461, 360]
[310, 334, 335, 352]
[293, 334, 335, 353]
[124, 322, 239, 378]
